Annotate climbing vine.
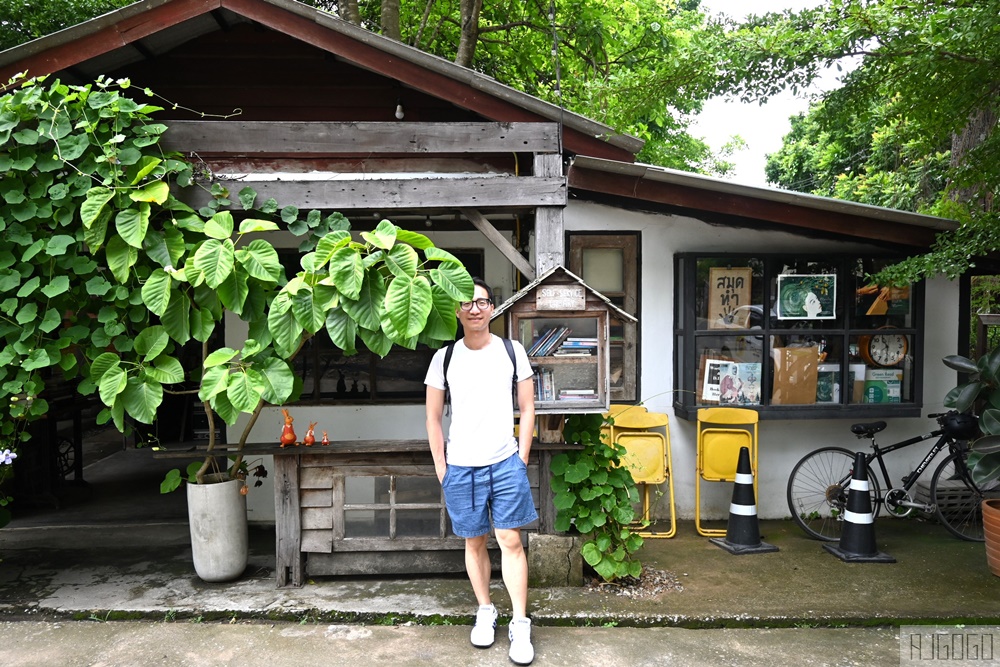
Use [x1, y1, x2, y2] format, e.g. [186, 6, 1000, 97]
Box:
[550, 413, 644, 582]
[0, 73, 472, 520]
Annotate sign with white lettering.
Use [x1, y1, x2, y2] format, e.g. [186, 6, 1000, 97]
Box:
[536, 284, 586, 310]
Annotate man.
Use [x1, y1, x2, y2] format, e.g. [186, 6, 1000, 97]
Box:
[425, 278, 537, 666]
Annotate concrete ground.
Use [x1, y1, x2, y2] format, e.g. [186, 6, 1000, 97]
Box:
[1, 435, 999, 665]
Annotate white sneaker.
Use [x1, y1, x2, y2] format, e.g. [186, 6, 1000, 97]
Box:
[508, 617, 534, 665]
[470, 604, 497, 647]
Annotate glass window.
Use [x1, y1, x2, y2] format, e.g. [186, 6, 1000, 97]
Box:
[341, 474, 449, 540]
[675, 253, 922, 418]
[569, 234, 639, 401]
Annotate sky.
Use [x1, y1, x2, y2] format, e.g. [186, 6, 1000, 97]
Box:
[691, 0, 833, 187]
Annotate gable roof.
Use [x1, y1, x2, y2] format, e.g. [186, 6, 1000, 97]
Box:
[0, 0, 641, 162]
[492, 266, 637, 323]
[0, 0, 960, 249]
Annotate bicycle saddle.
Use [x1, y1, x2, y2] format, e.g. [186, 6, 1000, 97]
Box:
[851, 421, 887, 437]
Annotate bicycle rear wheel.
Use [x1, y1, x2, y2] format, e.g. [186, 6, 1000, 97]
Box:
[931, 450, 1000, 542]
[787, 447, 881, 541]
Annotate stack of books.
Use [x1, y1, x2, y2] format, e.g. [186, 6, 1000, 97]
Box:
[535, 368, 556, 401]
[554, 337, 597, 356]
[557, 389, 598, 401]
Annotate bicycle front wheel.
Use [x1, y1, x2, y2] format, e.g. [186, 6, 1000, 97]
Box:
[787, 447, 881, 541]
[931, 450, 1000, 542]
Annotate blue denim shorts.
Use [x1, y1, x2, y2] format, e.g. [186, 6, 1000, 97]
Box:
[441, 452, 538, 538]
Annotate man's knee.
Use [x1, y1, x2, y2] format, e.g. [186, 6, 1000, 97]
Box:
[495, 528, 523, 553]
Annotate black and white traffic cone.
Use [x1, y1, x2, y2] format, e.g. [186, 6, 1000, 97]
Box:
[823, 451, 895, 563]
[709, 446, 778, 555]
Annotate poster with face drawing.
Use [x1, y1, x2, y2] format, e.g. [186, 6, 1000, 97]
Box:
[776, 274, 836, 320]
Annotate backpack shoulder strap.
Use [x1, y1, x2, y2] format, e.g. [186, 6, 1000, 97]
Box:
[442, 341, 456, 415]
[502, 338, 517, 398]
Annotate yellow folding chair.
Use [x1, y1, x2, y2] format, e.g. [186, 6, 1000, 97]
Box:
[605, 405, 676, 538]
[696, 407, 759, 537]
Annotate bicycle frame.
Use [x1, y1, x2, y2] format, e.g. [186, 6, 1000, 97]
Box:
[861, 428, 953, 510]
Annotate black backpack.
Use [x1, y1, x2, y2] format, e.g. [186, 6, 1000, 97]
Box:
[442, 338, 518, 414]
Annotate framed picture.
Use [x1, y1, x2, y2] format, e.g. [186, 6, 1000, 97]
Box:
[708, 267, 753, 328]
[777, 274, 836, 320]
[701, 358, 726, 402]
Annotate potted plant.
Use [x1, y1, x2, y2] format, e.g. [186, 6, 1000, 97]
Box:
[943, 346, 1000, 574]
[0, 76, 472, 580]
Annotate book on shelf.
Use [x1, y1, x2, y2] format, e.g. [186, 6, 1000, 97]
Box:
[557, 389, 598, 401]
[552, 349, 593, 357]
[528, 326, 572, 356]
[534, 367, 555, 401]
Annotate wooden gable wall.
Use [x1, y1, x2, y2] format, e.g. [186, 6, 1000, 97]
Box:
[107, 23, 481, 124]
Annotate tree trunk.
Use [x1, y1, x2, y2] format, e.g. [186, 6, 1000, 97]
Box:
[455, 0, 482, 68]
[340, 0, 361, 25]
[381, 0, 402, 41]
[950, 106, 999, 212]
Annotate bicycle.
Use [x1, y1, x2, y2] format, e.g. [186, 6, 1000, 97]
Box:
[786, 411, 999, 542]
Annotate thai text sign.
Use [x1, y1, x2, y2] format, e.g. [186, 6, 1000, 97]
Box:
[708, 267, 752, 328]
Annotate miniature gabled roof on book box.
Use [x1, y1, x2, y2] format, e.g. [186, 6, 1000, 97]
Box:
[491, 266, 637, 323]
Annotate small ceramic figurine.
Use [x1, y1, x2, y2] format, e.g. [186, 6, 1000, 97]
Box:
[280, 409, 297, 447]
[321, 430, 330, 446]
[303, 422, 317, 446]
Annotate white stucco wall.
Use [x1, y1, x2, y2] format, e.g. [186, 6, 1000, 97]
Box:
[240, 205, 960, 523]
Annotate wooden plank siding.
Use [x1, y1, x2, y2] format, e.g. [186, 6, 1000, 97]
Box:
[162, 121, 560, 155]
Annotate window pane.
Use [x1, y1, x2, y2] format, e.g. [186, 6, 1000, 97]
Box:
[695, 335, 764, 406]
[849, 333, 913, 404]
[395, 509, 444, 538]
[581, 248, 624, 292]
[375, 347, 435, 399]
[696, 259, 764, 331]
[770, 259, 840, 329]
[396, 477, 442, 504]
[345, 509, 389, 538]
[345, 476, 390, 504]
[851, 259, 914, 329]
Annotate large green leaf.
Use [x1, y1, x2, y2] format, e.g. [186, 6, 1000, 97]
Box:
[191, 306, 217, 343]
[357, 326, 392, 358]
[205, 347, 239, 368]
[193, 238, 235, 289]
[90, 352, 121, 384]
[424, 247, 464, 265]
[944, 382, 983, 413]
[204, 211, 235, 240]
[134, 325, 169, 362]
[114, 202, 151, 249]
[423, 285, 460, 341]
[384, 243, 419, 278]
[98, 363, 127, 406]
[83, 207, 111, 251]
[235, 239, 282, 283]
[291, 287, 327, 334]
[395, 228, 434, 250]
[120, 377, 163, 424]
[385, 274, 433, 338]
[238, 218, 280, 233]
[325, 307, 358, 354]
[129, 181, 169, 204]
[361, 219, 397, 249]
[81, 187, 114, 229]
[430, 264, 474, 301]
[141, 269, 172, 317]
[105, 234, 138, 284]
[210, 389, 240, 426]
[341, 271, 385, 331]
[227, 369, 264, 413]
[162, 290, 191, 344]
[258, 357, 295, 404]
[40, 275, 70, 298]
[268, 293, 304, 359]
[198, 365, 229, 402]
[315, 230, 352, 265]
[329, 247, 364, 299]
[217, 268, 249, 315]
[145, 354, 184, 384]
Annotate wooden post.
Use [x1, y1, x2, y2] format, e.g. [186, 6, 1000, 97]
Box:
[534, 152, 565, 274]
[273, 454, 304, 587]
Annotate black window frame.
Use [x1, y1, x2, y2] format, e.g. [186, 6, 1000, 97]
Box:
[673, 253, 925, 421]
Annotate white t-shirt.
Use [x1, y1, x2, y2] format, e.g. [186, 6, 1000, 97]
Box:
[425, 334, 534, 467]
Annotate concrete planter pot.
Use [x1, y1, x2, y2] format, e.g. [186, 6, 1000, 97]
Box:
[983, 499, 1000, 577]
[187, 473, 248, 582]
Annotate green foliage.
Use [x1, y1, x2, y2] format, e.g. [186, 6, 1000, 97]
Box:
[0, 74, 472, 493]
[549, 413, 644, 582]
[943, 348, 1000, 487]
[0, 0, 135, 51]
[709, 0, 1000, 283]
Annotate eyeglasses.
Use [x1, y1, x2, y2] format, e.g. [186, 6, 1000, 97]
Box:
[459, 298, 493, 311]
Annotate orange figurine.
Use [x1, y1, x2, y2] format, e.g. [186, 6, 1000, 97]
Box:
[303, 422, 317, 446]
[279, 409, 297, 447]
[321, 430, 330, 446]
